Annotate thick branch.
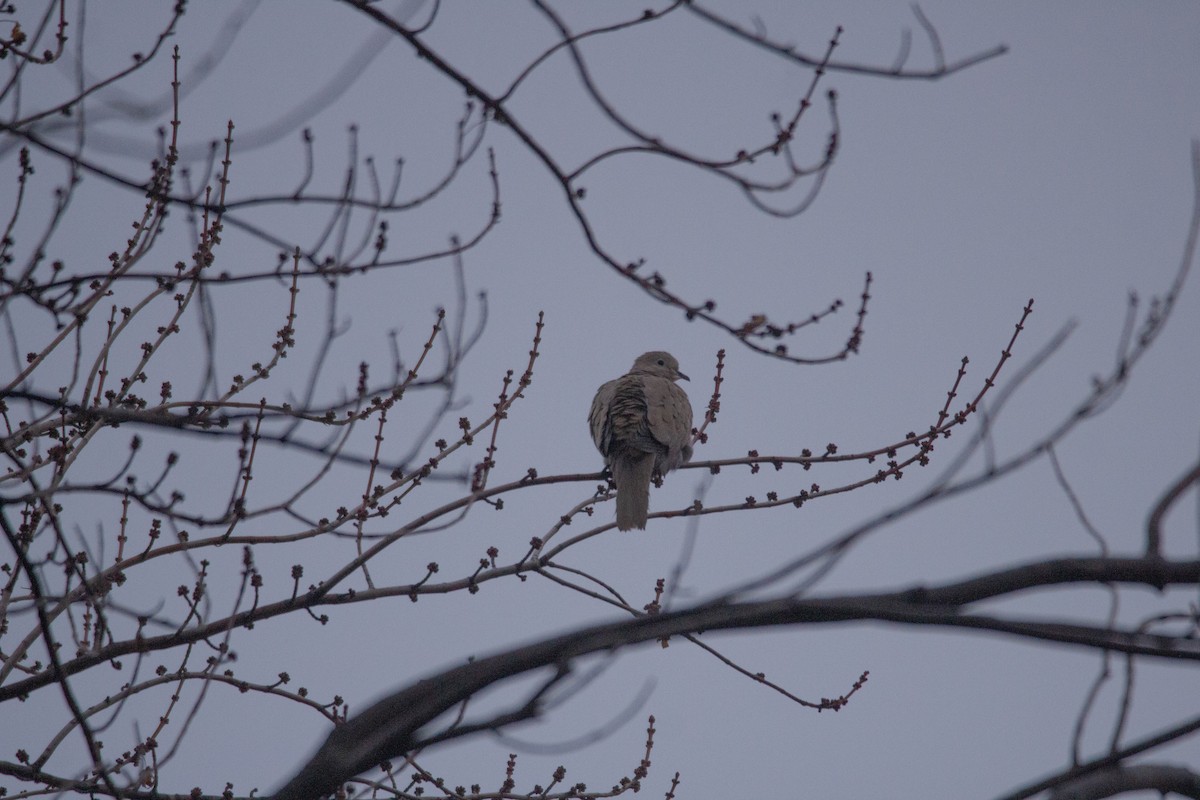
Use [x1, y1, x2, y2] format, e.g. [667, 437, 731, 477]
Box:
[272, 555, 1200, 799]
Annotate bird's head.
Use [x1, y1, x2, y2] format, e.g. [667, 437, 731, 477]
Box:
[632, 351, 689, 382]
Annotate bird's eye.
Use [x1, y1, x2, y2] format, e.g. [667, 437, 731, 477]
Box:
[656, 359, 665, 366]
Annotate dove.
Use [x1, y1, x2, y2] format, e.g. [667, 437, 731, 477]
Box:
[589, 351, 693, 530]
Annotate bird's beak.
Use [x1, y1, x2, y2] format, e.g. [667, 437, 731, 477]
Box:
[678, 370, 690, 381]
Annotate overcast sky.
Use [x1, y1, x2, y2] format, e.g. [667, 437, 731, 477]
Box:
[4, 3, 1200, 798]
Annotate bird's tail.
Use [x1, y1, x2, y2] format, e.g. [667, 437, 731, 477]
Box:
[612, 453, 655, 531]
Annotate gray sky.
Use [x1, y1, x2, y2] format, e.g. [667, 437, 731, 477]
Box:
[3, 2, 1200, 798]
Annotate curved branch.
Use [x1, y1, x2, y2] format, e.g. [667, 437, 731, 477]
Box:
[269, 555, 1200, 799]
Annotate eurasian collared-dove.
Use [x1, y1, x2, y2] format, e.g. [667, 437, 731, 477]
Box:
[589, 351, 693, 530]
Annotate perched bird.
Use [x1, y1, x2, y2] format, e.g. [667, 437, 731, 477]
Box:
[589, 351, 693, 530]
